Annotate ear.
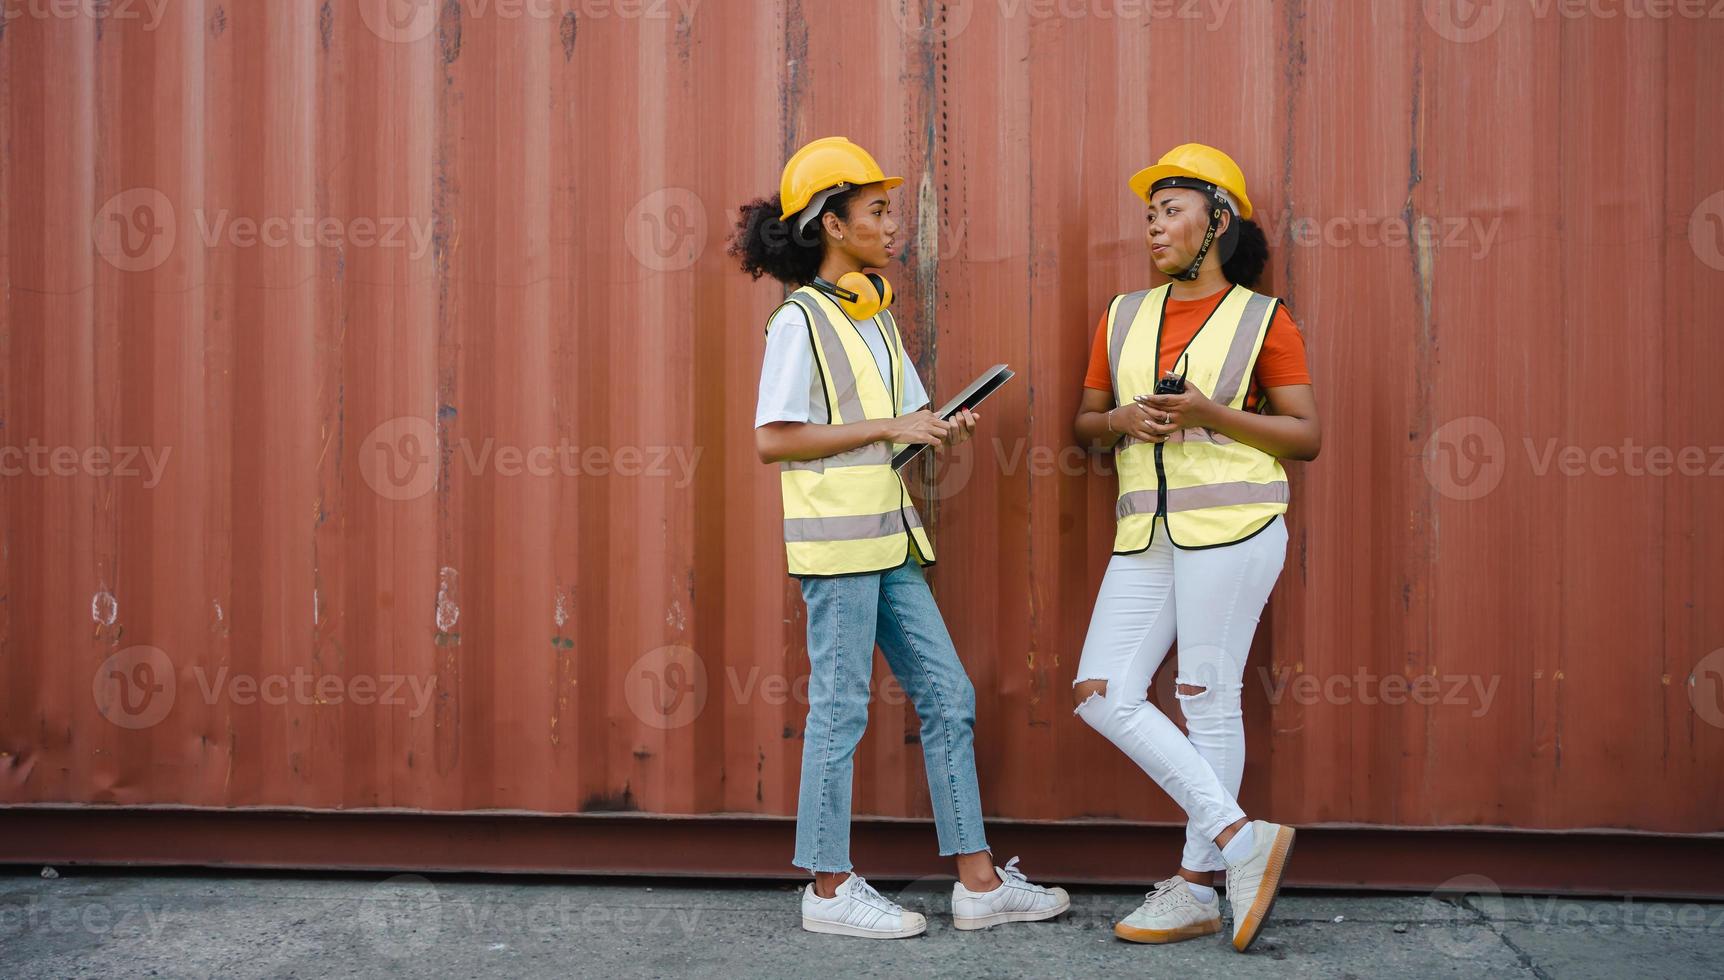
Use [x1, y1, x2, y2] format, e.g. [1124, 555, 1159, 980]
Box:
[1216, 207, 1233, 236]
[820, 209, 845, 241]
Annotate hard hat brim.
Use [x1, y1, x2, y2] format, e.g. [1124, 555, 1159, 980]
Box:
[1129, 164, 1253, 220]
[779, 175, 905, 221]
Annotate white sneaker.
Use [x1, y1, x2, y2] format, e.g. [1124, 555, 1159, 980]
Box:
[1222, 820, 1297, 951]
[801, 874, 927, 939]
[951, 856, 1071, 930]
[1113, 876, 1223, 944]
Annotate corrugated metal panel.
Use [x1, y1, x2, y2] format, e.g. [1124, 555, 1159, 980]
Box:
[2, 0, 1721, 852]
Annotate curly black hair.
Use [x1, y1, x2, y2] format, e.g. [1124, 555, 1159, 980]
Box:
[1220, 216, 1270, 289]
[728, 187, 862, 287]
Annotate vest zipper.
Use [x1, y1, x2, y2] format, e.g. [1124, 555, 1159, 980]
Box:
[1145, 284, 1237, 525]
[1153, 441, 1168, 518]
[866, 309, 916, 563]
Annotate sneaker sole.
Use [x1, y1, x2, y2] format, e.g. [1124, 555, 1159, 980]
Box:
[952, 895, 1072, 931]
[1232, 824, 1296, 952]
[1114, 917, 1222, 944]
[801, 916, 927, 940]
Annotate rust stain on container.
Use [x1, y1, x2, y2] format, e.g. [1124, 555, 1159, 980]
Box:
[1, 0, 1721, 880]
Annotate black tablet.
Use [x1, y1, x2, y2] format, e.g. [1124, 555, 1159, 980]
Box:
[892, 364, 1015, 471]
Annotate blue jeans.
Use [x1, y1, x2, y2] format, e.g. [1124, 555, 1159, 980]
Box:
[793, 559, 990, 872]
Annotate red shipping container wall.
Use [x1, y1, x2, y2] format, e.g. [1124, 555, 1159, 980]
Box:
[2, 0, 1721, 866]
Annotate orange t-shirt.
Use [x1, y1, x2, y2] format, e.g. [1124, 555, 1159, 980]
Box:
[1083, 289, 1310, 412]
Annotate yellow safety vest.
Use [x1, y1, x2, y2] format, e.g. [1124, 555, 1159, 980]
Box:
[773, 286, 935, 577]
[1108, 283, 1289, 552]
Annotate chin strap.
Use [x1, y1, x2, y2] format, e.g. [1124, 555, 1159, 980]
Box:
[1155, 177, 1239, 281]
[1172, 191, 1226, 281]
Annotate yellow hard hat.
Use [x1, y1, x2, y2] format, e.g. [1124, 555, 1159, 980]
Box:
[1129, 143, 1253, 221]
[778, 137, 903, 221]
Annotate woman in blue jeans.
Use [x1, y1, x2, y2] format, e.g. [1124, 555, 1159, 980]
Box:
[728, 136, 1068, 939]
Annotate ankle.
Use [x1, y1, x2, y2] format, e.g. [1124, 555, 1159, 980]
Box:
[959, 870, 1002, 893]
[1176, 868, 1215, 887]
[1214, 816, 1249, 851]
[813, 871, 850, 899]
[955, 851, 999, 892]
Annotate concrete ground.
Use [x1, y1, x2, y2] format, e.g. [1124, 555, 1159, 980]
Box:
[1, 869, 1720, 978]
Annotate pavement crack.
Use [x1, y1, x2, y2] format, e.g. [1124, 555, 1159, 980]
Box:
[1461, 894, 1555, 980]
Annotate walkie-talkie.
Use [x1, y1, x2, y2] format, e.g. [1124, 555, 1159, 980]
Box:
[1153, 352, 1190, 395]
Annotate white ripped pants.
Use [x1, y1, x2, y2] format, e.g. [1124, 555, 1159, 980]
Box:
[1073, 516, 1287, 873]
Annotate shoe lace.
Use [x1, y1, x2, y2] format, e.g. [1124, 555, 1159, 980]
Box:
[1141, 876, 1186, 912]
[998, 856, 1047, 893]
[847, 876, 902, 914]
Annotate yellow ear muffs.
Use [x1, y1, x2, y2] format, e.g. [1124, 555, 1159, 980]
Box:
[817, 271, 893, 320]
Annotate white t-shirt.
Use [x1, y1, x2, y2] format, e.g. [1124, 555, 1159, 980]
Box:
[754, 302, 930, 428]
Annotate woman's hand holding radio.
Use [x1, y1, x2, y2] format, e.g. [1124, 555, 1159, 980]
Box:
[1139, 378, 1218, 436]
[1107, 400, 1168, 443]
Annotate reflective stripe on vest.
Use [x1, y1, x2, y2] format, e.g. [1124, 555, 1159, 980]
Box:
[774, 286, 936, 576]
[1107, 283, 1289, 552]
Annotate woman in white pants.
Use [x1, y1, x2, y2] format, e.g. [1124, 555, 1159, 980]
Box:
[1071, 144, 1322, 953]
